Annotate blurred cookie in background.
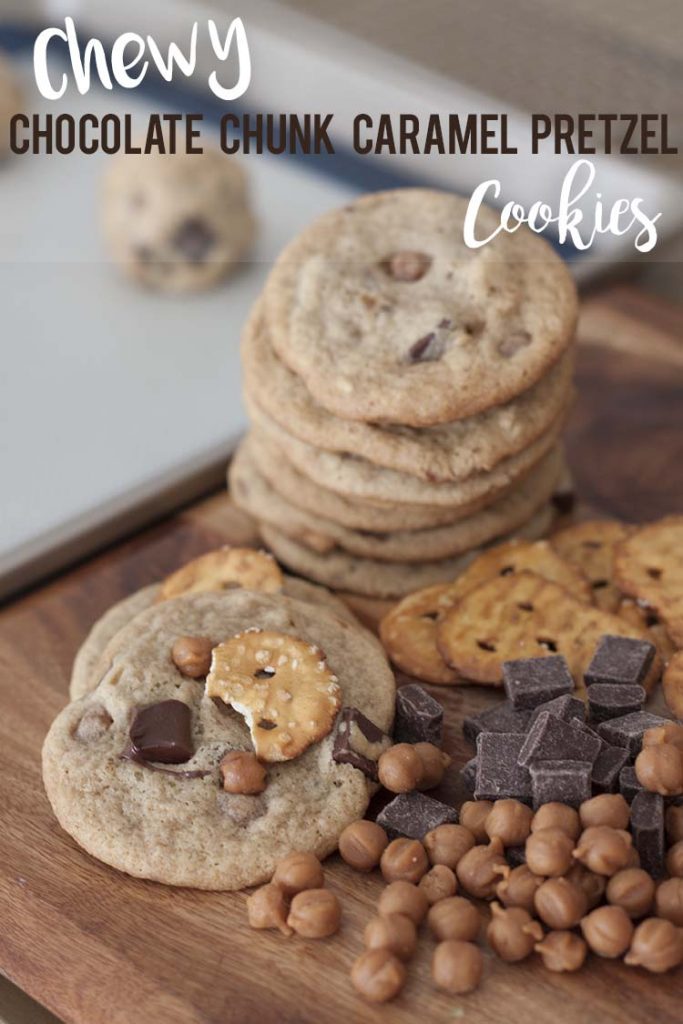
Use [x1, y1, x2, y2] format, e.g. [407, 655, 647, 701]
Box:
[0, 53, 23, 159]
[102, 148, 256, 292]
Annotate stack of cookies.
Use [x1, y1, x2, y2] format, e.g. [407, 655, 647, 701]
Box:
[231, 189, 578, 599]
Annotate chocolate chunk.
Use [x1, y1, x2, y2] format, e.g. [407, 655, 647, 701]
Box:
[551, 488, 576, 516]
[631, 790, 666, 878]
[529, 693, 585, 729]
[597, 711, 671, 757]
[171, 217, 216, 263]
[463, 701, 532, 747]
[376, 791, 458, 840]
[592, 745, 630, 794]
[502, 655, 573, 709]
[587, 683, 646, 725]
[506, 846, 527, 868]
[530, 760, 593, 809]
[497, 330, 532, 358]
[518, 711, 601, 768]
[619, 766, 643, 804]
[129, 700, 194, 764]
[585, 635, 655, 687]
[407, 331, 445, 364]
[475, 733, 531, 804]
[460, 757, 477, 793]
[394, 684, 443, 745]
[332, 706, 391, 780]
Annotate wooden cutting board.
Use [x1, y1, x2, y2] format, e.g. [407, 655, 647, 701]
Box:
[0, 285, 682, 1024]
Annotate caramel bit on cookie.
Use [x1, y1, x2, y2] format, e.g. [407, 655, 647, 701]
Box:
[383, 250, 432, 282]
[74, 704, 113, 743]
[206, 630, 342, 762]
[156, 546, 283, 602]
[171, 636, 214, 678]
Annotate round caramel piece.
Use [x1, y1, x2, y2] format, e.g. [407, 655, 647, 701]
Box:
[351, 948, 406, 1003]
[338, 820, 388, 872]
[380, 838, 429, 884]
[432, 940, 483, 994]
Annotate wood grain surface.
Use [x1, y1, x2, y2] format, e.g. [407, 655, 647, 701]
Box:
[0, 285, 681, 1024]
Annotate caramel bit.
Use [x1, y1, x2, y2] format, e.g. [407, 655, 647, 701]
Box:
[157, 546, 283, 601]
[377, 743, 423, 793]
[380, 838, 429, 885]
[219, 750, 267, 795]
[496, 864, 543, 913]
[383, 250, 432, 283]
[534, 877, 587, 930]
[459, 800, 493, 843]
[579, 793, 630, 831]
[484, 799, 533, 848]
[531, 802, 581, 841]
[338, 820, 388, 872]
[525, 827, 575, 877]
[418, 865, 457, 905]
[432, 940, 483, 994]
[427, 896, 480, 943]
[455, 838, 507, 899]
[635, 742, 683, 796]
[535, 930, 587, 973]
[351, 948, 407, 1003]
[655, 878, 683, 927]
[378, 881, 429, 925]
[206, 630, 341, 762]
[287, 889, 341, 938]
[363, 913, 417, 961]
[272, 851, 324, 896]
[624, 917, 683, 973]
[171, 635, 213, 679]
[572, 826, 633, 877]
[606, 868, 655, 919]
[424, 823, 475, 869]
[580, 905, 634, 958]
[486, 903, 543, 962]
[246, 883, 292, 936]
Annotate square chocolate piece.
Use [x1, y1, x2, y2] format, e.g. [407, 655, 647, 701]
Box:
[332, 707, 391, 780]
[376, 791, 458, 840]
[597, 712, 671, 758]
[394, 684, 443, 746]
[518, 711, 601, 768]
[588, 684, 646, 725]
[475, 732, 531, 804]
[530, 760, 593, 809]
[585, 635, 655, 687]
[631, 790, 665, 878]
[592, 745, 630, 794]
[462, 701, 532, 747]
[460, 757, 477, 793]
[502, 655, 573, 710]
[129, 700, 194, 764]
[529, 693, 585, 729]
[619, 765, 643, 804]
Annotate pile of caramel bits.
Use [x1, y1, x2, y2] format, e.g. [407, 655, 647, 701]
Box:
[247, 851, 341, 939]
[338, 788, 683, 1004]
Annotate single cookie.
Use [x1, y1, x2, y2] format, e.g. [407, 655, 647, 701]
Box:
[44, 591, 395, 889]
[0, 55, 22, 158]
[70, 574, 363, 701]
[231, 438, 564, 562]
[242, 302, 575, 482]
[436, 571, 662, 690]
[263, 189, 578, 425]
[249, 404, 567, 507]
[246, 431, 510, 531]
[102, 148, 255, 291]
[663, 652, 683, 719]
[614, 516, 683, 647]
[551, 519, 632, 612]
[439, 538, 594, 605]
[259, 505, 555, 600]
[379, 585, 462, 685]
